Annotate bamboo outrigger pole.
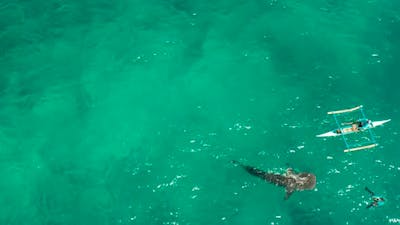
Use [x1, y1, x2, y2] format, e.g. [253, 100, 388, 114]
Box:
[328, 105, 363, 115]
[344, 143, 378, 153]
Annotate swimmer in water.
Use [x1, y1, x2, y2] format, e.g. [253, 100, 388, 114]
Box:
[365, 187, 385, 209]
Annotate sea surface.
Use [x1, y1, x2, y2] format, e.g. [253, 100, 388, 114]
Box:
[0, 0, 399, 224]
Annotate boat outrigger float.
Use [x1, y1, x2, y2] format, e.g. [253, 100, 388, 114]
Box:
[316, 105, 390, 152]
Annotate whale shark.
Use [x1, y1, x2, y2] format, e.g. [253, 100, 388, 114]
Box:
[232, 161, 316, 199]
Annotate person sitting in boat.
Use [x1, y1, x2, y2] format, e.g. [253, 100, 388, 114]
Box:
[351, 122, 361, 131]
[335, 119, 372, 134]
[365, 187, 385, 209]
[345, 119, 371, 132]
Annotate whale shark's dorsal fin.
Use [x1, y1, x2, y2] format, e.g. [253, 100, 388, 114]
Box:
[286, 168, 293, 176]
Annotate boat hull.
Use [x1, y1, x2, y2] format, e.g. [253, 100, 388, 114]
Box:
[371, 119, 391, 127]
[316, 119, 391, 138]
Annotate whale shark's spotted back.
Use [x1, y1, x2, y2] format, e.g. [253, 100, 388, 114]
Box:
[232, 161, 316, 199]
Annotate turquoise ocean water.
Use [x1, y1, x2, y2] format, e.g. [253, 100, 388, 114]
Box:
[1, 0, 399, 224]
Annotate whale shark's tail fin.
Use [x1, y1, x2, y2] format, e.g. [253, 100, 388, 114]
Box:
[231, 160, 288, 187]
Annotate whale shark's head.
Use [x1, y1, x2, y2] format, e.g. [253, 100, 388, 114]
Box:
[295, 173, 316, 190]
[285, 172, 316, 199]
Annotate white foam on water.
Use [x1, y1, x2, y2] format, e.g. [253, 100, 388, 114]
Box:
[191, 186, 200, 191]
[327, 168, 341, 174]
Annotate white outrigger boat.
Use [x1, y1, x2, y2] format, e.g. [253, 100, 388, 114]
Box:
[316, 105, 391, 152]
[316, 119, 391, 137]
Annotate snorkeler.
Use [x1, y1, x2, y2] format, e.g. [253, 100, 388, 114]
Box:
[365, 187, 385, 209]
